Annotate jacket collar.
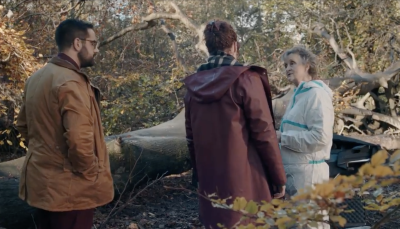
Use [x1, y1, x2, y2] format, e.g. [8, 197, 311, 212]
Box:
[57, 53, 80, 70]
[48, 56, 92, 83]
[48, 56, 103, 103]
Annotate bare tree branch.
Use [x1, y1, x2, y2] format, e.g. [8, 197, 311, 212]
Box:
[312, 22, 355, 70]
[311, 22, 400, 88]
[148, 0, 190, 74]
[99, 21, 157, 48]
[59, 0, 83, 15]
[330, 18, 343, 52]
[341, 106, 400, 130]
[160, 21, 189, 74]
[143, 2, 206, 56]
[100, 2, 208, 57]
[347, 134, 400, 150]
[344, 25, 358, 70]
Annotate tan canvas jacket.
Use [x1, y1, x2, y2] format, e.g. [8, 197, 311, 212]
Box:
[16, 56, 114, 211]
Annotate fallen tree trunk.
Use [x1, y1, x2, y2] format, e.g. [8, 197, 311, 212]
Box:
[347, 134, 400, 150]
[106, 110, 191, 192]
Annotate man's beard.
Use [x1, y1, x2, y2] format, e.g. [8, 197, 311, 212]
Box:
[78, 47, 95, 68]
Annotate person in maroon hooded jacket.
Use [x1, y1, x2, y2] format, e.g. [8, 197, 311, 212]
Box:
[183, 19, 287, 228]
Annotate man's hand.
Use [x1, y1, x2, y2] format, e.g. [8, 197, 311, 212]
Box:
[273, 185, 286, 199]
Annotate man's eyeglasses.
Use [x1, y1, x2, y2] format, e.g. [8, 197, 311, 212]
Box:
[78, 38, 98, 47]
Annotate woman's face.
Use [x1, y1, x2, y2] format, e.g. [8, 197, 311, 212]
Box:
[283, 53, 311, 86]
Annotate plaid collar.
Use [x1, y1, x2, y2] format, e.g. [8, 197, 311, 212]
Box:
[197, 50, 243, 72]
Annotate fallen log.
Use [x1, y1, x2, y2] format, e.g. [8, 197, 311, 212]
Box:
[347, 134, 400, 151]
[107, 109, 192, 192]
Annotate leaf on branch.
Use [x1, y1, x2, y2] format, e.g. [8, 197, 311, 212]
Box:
[271, 198, 283, 206]
[390, 150, 400, 164]
[338, 216, 347, 227]
[389, 198, 400, 207]
[365, 203, 381, 211]
[245, 200, 259, 214]
[260, 203, 273, 212]
[232, 197, 247, 211]
[330, 215, 347, 226]
[373, 166, 394, 177]
[361, 180, 377, 192]
[314, 182, 335, 197]
[376, 194, 384, 203]
[344, 209, 355, 213]
[371, 150, 389, 166]
[359, 163, 374, 176]
[394, 163, 400, 176]
[380, 179, 398, 187]
[19, 141, 26, 148]
[275, 216, 292, 229]
[308, 221, 319, 228]
[334, 190, 346, 203]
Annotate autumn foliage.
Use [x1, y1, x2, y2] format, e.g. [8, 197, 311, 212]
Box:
[209, 149, 400, 228]
[0, 6, 42, 156]
[0, 18, 41, 88]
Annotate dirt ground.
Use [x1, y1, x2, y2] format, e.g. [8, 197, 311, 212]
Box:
[93, 170, 399, 229]
[93, 170, 204, 229]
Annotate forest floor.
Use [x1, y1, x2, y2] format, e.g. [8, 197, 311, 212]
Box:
[94, 170, 204, 229]
[93, 170, 399, 229]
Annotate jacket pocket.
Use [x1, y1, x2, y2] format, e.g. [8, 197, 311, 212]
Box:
[79, 156, 100, 183]
[81, 171, 99, 183]
[64, 157, 99, 182]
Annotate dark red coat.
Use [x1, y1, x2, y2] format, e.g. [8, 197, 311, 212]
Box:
[184, 66, 286, 228]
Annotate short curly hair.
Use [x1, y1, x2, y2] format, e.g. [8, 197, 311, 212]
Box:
[204, 19, 237, 55]
[281, 46, 318, 79]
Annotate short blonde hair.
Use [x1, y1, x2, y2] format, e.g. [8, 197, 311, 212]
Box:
[281, 46, 318, 79]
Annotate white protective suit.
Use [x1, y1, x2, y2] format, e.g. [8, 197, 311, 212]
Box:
[279, 80, 334, 229]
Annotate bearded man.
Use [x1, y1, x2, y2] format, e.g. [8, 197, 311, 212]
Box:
[16, 19, 114, 229]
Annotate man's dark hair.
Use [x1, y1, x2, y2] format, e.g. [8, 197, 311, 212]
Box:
[204, 19, 237, 54]
[55, 19, 94, 51]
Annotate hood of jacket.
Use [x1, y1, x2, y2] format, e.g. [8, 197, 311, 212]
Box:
[184, 66, 268, 103]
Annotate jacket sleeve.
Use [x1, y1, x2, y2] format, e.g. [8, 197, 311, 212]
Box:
[58, 81, 98, 180]
[16, 84, 28, 141]
[241, 73, 286, 186]
[280, 89, 334, 153]
[184, 95, 198, 187]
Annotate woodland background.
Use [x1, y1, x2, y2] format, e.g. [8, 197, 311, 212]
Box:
[1, 0, 400, 159]
[1, 0, 400, 228]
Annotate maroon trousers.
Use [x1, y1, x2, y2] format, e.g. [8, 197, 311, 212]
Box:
[36, 208, 94, 229]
